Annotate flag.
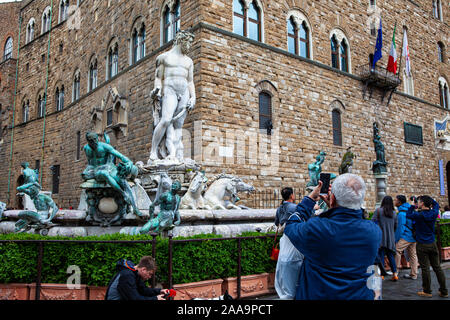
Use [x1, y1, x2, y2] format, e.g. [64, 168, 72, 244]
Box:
[402, 28, 411, 77]
[372, 19, 383, 69]
[387, 24, 397, 74]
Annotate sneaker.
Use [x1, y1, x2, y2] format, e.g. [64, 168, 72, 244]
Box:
[439, 291, 449, 298]
[403, 274, 417, 280]
[381, 276, 384, 280]
[386, 271, 393, 275]
[417, 291, 432, 298]
[390, 275, 399, 281]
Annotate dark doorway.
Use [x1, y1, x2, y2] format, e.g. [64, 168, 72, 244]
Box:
[446, 162, 450, 207]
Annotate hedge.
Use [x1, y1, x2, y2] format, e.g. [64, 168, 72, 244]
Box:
[439, 219, 450, 248]
[0, 232, 277, 286]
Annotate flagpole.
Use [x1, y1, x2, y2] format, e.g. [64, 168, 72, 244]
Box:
[397, 23, 404, 78]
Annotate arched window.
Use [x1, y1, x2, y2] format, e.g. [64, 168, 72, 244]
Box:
[42, 7, 52, 34]
[331, 35, 339, 69]
[439, 77, 449, 109]
[287, 17, 297, 54]
[131, 22, 146, 64]
[37, 94, 45, 118]
[162, 0, 180, 45]
[107, 42, 119, 79]
[340, 40, 349, 73]
[259, 91, 272, 134]
[23, 100, 30, 123]
[332, 109, 342, 146]
[233, 0, 263, 42]
[438, 42, 445, 63]
[3, 37, 13, 61]
[88, 57, 98, 92]
[330, 30, 351, 72]
[26, 19, 35, 44]
[299, 22, 309, 59]
[248, 1, 261, 41]
[56, 85, 64, 111]
[72, 70, 80, 102]
[59, 0, 69, 23]
[433, 0, 442, 20]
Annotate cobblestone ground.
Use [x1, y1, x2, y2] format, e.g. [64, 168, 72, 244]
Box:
[252, 262, 450, 300]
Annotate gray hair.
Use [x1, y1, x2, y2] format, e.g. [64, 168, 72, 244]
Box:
[331, 173, 366, 210]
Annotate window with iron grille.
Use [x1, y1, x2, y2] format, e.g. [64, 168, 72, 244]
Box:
[259, 92, 272, 133]
[404, 122, 423, 146]
[332, 109, 342, 146]
[52, 164, 60, 194]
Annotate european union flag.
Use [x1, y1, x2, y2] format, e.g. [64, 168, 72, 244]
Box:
[372, 19, 383, 69]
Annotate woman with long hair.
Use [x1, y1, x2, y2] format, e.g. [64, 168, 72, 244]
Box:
[372, 196, 399, 281]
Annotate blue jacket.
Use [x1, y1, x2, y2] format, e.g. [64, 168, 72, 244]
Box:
[406, 199, 439, 244]
[275, 201, 298, 226]
[395, 203, 416, 243]
[284, 196, 381, 300]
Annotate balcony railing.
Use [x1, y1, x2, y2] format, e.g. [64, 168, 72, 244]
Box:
[358, 63, 402, 89]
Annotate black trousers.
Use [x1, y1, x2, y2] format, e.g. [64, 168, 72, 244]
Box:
[417, 242, 447, 295]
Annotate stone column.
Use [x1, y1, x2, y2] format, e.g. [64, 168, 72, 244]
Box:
[374, 173, 387, 209]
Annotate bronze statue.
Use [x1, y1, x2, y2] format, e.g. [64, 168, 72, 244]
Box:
[372, 123, 387, 174]
[339, 147, 356, 175]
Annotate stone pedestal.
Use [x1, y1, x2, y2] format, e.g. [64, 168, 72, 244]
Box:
[374, 173, 388, 209]
[136, 159, 200, 201]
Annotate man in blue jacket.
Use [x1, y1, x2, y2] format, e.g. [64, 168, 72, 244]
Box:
[406, 196, 448, 298]
[393, 195, 418, 280]
[105, 256, 169, 300]
[284, 173, 382, 300]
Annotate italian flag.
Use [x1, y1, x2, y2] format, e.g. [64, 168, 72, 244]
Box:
[387, 25, 397, 74]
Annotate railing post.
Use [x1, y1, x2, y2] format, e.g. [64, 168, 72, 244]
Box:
[151, 233, 157, 288]
[168, 234, 173, 289]
[35, 241, 44, 300]
[237, 238, 242, 299]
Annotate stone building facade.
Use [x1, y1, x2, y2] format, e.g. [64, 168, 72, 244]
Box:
[1, 0, 449, 210]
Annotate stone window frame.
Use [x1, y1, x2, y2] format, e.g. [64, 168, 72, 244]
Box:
[26, 18, 36, 44]
[88, 55, 98, 92]
[330, 100, 345, 147]
[22, 98, 30, 123]
[254, 80, 278, 135]
[36, 92, 46, 119]
[232, 0, 265, 43]
[130, 17, 146, 65]
[439, 76, 449, 109]
[286, 9, 313, 59]
[72, 69, 81, 103]
[433, 0, 443, 21]
[3, 37, 13, 61]
[55, 83, 65, 112]
[41, 6, 52, 34]
[106, 38, 119, 80]
[58, 0, 70, 24]
[329, 28, 351, 73]
[160, 0, 181, 46]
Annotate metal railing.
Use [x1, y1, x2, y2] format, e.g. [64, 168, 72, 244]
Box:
[244, 189, 303, 209]
[0, 237, 158, 300]
[167, 234, 276, 299]
[357, 63, 401, 88]
[0, 233, 277, 300]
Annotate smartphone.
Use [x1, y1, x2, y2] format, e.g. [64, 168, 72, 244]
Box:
[319, 173, 331, 195]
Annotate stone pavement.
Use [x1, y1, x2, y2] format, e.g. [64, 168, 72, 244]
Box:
[251, 262, 450, 300]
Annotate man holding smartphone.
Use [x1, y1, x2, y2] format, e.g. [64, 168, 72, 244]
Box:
[406, 196, 448, 298]
[284, 173, 381, 300]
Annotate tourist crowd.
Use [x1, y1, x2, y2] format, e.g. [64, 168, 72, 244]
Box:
[274, 173, 448, 300]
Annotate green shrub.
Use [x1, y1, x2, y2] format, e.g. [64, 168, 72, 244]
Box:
[0, 232, 277, 286]
[438, 220, 450, 248]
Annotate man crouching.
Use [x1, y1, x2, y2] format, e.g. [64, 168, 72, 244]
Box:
[105, 256, 169, 300]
